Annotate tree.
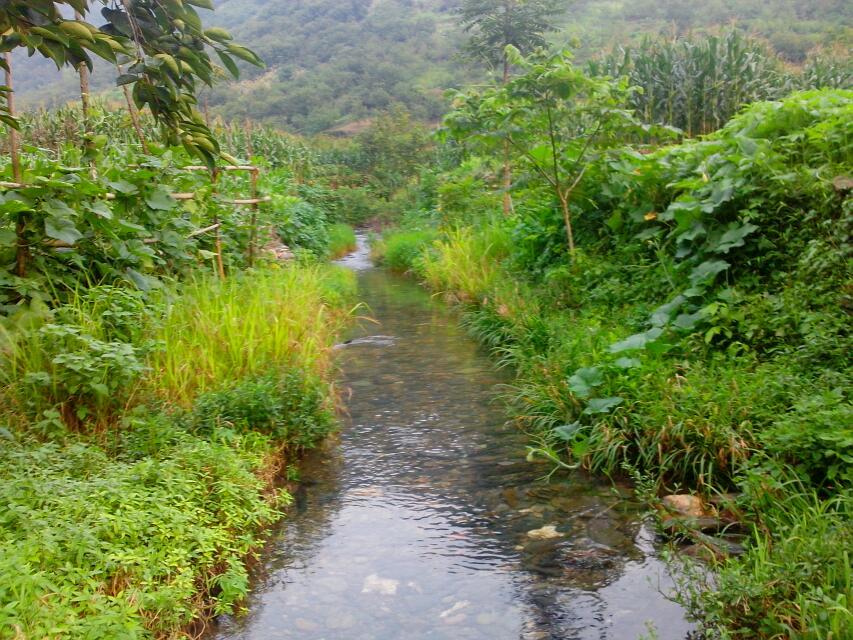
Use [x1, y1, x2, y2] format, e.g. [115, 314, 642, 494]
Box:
[457, 0, 565, 215]
[355, 106, 431, 198]
[0, 0, 263, 166]
[445, 47, 663, 256]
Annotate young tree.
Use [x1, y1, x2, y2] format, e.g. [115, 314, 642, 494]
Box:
[0, 0, 263, 166]
[446, 47, 663, 256]
[355, 106, 431, 198]
[458, 0, 565, 215]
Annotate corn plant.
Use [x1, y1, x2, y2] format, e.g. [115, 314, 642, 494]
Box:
[589, 30, 796, 136]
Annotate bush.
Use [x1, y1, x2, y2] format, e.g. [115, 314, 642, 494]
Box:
[373, 229, 438, 273]
[2, 321, 144, 433]
[762, 389, 853, 490]
[269, 195, 330, 257]
[327, 223, 357, 259]
[192, 372, 334, 448]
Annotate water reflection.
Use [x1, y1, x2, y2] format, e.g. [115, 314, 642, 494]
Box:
[212, 239, 691, 640]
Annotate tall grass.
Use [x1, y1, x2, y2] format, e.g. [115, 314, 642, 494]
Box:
[148, 265, 356, 407]
[371, 228, 438, 272]
[420, 225, 511, 302]
[327, 223, 357, 259]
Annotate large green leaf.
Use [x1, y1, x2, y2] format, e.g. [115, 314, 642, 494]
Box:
[568, 366, 604, 398]
[44, 218, 83, 245]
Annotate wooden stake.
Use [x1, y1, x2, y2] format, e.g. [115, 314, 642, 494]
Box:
[248, 168, 260, 267]
[5, 52, 27, 278]
[211, 168, 226, 279]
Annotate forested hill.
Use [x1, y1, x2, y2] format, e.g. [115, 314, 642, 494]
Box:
[11, 0, 852, 134]
[205, 0, 466, 133]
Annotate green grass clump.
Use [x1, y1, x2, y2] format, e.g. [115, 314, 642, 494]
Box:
[327, 223, 358, 259]
[685, 486, 852, 640]
[372, 229, 438, 273]
[192, 371, 334, 449]
[148, 265, 355, 407]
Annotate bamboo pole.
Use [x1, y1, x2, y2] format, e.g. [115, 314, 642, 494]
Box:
[5, 52, 27, 278]
[74, 12, 91, 123]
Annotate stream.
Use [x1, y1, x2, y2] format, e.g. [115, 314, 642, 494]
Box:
[213, 237, 692, 640]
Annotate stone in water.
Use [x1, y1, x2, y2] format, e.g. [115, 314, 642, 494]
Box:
[527, 525, 561, 540]
[362, 574, 399, 596]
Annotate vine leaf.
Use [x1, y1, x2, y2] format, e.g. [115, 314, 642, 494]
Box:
[583, 397, 624, 415]
[568, 366, 604, 398]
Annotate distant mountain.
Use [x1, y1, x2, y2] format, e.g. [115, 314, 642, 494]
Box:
[10, 0, 851, 134]
[204, 0, 468, 133]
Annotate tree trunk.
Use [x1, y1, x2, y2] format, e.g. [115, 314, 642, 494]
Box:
[117, 64, 150, 154]
[559, 191, 575, 257]
[502, 52, 512, 216]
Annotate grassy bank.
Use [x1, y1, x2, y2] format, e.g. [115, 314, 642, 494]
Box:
[0, 265, 356, 639]
[374, 90, 852, 638]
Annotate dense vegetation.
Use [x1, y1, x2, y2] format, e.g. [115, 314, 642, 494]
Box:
[373, 54, 852, 638]
[2, 1, 851, 638]
[0, 5, 362, 636]
[11, 0, 852, 132]
[0, 98, 360, 635]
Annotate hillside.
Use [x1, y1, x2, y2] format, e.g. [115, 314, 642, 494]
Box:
[11, 0, 852, 134]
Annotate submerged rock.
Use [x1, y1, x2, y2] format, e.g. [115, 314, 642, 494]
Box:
[361, 574, 399, 595]
[661, 515, 726, 534]
[440, 600, 470, 619]
[526, 525, 561, 540]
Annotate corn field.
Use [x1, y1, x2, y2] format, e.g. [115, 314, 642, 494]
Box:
[589, 30, 852, 137]
[1, 100, 320, 180]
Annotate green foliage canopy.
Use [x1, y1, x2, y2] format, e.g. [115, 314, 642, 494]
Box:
[0, 0, 263, 164]
[445, 47, 663, 253]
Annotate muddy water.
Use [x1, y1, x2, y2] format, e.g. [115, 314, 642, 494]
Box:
[213, 238, 691, 640]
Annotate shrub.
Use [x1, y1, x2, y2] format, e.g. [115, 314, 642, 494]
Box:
[2, 322, 144, 432]
[192, 372, 334, 448]
[762, 389, 853, 490]
[269, 195, 330, 257]
[327, 223, 357, 259]
[0, 418, 283, 638]
[373, 229, 438, 273]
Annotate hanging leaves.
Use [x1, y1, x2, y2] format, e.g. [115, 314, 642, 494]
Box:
[0, 0, 264, 167]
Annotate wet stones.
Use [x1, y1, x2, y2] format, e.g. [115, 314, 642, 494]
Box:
[660, 493, 747, 559]
[361, 574, 399, 595]
[661, 494, 707, 517]
[526, 525, 561, 540]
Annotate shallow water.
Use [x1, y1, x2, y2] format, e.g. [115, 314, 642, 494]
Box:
[213, 237, 691, 640]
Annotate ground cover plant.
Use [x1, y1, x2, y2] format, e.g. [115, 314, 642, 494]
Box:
[0, 264, 356, 639]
